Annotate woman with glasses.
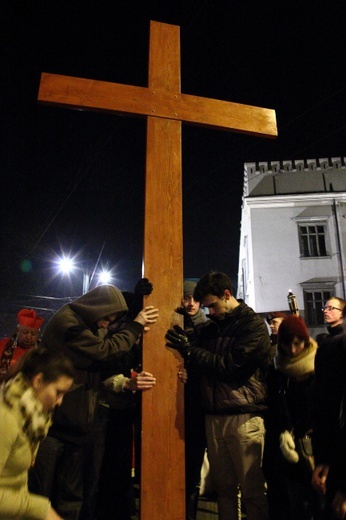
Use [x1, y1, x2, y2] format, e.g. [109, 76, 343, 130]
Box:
[312, 306, 346, 519]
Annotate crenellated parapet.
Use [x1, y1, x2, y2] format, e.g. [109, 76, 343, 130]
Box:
[243, 157, 346, 197]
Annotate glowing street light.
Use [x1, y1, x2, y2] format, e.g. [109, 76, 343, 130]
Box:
[56, 255, 75, 274]
[54, 254, 113, 294]
[98, 270, 112, 285]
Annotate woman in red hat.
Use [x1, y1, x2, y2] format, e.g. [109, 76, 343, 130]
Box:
[268, 315, 323, 520]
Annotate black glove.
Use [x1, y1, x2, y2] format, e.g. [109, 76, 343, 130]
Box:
[134, 278, 153, 296]
[165, 325, 190, 355]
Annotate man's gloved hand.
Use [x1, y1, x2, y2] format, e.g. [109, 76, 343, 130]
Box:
[165, 325, 190, 355]
[280, 430, 299, 463]
[134, 278, 153, 296]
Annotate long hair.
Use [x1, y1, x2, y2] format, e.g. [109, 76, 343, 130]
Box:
[6, 347, 74, 383]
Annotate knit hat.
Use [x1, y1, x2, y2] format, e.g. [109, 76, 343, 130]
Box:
[277, 315, 309, 345]
[266, 311, 287, 324]
[17, 309, 45, 329]
[184, 281, 197, 298]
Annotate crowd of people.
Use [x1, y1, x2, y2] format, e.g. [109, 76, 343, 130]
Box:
[0, 273, 346, 520]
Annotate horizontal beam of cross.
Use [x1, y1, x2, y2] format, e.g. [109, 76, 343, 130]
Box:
[38, 73, 277, 138]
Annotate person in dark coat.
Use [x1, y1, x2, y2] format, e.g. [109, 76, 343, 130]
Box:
[312, 305, 346, 520]
[269, 315, 323, 520]
[266, 311, 287, 351]
[29, 284, 158, 520]
[176, 280, 209, 520]
[262, 310, 290, 520]
[315, 297, 346, 350]
[166, 272, 271, 520]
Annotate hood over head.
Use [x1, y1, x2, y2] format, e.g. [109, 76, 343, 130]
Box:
[69, 285, 128, 325]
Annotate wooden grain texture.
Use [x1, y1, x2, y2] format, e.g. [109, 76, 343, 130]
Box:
[38, 74, 277, 138]
[141, 22, 185, 520]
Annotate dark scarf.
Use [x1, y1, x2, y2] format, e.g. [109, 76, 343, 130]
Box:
[1, 373, 52, 462]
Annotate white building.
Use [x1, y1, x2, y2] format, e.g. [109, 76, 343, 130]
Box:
[237, 157, 346, 337]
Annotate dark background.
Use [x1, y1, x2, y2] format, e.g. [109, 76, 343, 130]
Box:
[1, 0, 346, 304]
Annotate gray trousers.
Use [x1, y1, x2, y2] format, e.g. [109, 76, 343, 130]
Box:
[206, 413, 268, 520]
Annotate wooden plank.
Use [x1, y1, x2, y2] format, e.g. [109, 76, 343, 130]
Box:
[38, 73, 277, 138]
[141, 22, 185, 520]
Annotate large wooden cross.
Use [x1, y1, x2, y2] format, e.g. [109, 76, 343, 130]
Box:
[38, 20, 277, 520]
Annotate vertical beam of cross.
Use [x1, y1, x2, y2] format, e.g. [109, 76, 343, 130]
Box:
[141, 22, 185, 520]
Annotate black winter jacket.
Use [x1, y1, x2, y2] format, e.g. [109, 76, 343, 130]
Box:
[185, 301, 272, 415]
[312, 333, 346, 491]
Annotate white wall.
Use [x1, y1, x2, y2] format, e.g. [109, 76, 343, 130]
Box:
[238, 194, 346, 315]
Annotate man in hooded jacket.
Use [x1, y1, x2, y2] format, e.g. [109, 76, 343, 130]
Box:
[29, 284, 158, 520]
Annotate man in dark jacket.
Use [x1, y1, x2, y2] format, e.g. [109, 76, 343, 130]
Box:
[316, 297, 346, 350]
[166, 272, 271, 520]
[176, 280, 209, 520]
[312, 305, 346, 520]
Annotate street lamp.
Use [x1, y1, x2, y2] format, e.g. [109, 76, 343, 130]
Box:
[56, 255, 76, 275]
[54, 255, 113, 294]
[98, 270, 112, 285]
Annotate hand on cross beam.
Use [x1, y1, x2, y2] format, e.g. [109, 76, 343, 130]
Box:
[165, 325, 191, 356]
[178, 366, 188, 383]
[134, 305, 159, 332]
[134, 277, 153, 296]
[123, 371, 157, 392]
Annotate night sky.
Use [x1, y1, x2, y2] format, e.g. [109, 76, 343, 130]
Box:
[2, 0, 346, 301]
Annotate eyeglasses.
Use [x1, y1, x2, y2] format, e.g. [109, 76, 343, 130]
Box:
[322, 306, 342, 312]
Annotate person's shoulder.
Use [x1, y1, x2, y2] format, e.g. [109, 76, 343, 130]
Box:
[0, 336, 12, 351]
[236, 300, 258, 315]
[236, 302, 266, 326]
[0, 400, 18, 435]
[43, 304, 78, 335]
[0, 338, 9, 357]
[316, 334, 345, 370]
[316, 332, 330, 348]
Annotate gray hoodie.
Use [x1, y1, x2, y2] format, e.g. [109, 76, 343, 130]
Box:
[41, 285, 144, 440]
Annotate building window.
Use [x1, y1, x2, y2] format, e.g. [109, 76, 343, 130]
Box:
[304, 290, 332, 326]
[298, 224, 327, 257]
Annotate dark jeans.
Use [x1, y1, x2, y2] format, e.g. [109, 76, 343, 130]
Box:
[29, 436, 64, 499]
[96, 407, 134, 520]
[284, 463, 324, 520]
[262, 436, 290, 520]
[80, 405, 109, 520]
[185, 398, 206, 520]
[29, 435, 85, 520]
[322, 467, 343, 520]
